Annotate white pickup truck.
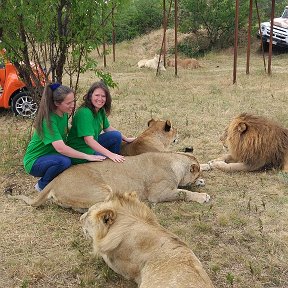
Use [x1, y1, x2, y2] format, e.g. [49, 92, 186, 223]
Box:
[258, 6, 288, 49]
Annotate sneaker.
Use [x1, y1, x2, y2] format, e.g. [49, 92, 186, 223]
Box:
[34, 182, 43, 192]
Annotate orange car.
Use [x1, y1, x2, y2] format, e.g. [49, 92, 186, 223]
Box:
[0, 50, 45, 117]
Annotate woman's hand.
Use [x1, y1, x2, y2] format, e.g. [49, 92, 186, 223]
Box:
[123, 137, 136, 143]
[85, 155, 106, 162]
[109, 153, 125, 163]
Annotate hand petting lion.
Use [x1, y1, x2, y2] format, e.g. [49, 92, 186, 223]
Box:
[81, 192, 214, 288]
[120, 118, 178, 156]
[9, 152, 210, 212]
[208, 113, 288, 172]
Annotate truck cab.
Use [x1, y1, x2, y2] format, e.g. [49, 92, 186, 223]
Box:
[258, 6, 288, 49]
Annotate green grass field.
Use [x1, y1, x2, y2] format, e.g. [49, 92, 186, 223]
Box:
[1, 30, 288, 287]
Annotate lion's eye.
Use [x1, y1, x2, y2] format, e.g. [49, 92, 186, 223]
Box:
[103, 215, 110, 224]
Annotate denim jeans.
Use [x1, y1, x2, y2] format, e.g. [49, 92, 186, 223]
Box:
[30, 154, 72, 190]
[97, 130, 122, 154]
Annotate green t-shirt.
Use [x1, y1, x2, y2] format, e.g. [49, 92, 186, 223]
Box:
[67, 107, 110, 164]
[23, 112, 69, 173]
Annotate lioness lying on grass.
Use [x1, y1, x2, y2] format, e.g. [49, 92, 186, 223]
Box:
[81, 192, 214, 288]
[120, 118, 209, 174]
[120, 118, 178, 156]
[9, 152, 210, 212]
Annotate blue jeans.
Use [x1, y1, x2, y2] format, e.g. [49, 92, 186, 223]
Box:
[30, 154, 72, 190]
[97, 131, 122, 154]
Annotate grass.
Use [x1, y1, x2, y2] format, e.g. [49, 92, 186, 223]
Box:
[1, 30, 288, 287]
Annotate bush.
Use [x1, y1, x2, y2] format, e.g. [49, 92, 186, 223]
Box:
[114, 0, 163, 43]
[174, 33, 211, 58]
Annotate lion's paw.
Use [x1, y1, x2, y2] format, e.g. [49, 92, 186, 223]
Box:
[200, 163, 211, 171]
[195, 178, 205, 187]
[208, 160, 226, 169]
[196, 193, 210, 204]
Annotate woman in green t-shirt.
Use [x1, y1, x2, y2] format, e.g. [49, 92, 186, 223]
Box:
[23, 83, 105, 192]
[67, 81, 135, 164]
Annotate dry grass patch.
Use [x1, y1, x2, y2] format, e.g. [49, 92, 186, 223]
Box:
[1, 30, 288, 287]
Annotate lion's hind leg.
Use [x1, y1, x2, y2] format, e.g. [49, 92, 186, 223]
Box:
[53, 183, 113, 211]
[147, 186, 210, 204]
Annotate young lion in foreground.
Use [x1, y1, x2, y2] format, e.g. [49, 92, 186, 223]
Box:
[120, 118, 178, 156]
[9, 152, 210, 212]
[81, 192, 214, 288]
[209, 113, 288, 172]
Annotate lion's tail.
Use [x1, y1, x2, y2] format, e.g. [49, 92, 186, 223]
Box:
[7, 184, 53, 207]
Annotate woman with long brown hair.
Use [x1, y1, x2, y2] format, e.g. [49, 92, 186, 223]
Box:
[67, 81, 135, 164]
[23, 83, 105, 192]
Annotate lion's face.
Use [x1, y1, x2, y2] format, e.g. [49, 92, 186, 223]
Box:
[80, 201, 117, 244]
[80, 205, 100, 240]
[80, 192, 158, 258]
[147, 119, 178, 144]
[179, 163, 200, 187]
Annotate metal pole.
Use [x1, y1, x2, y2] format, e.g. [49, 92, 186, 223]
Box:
[102, 6, 106, 68]
[163, 0, 167, 67]
[112, 4, 116, 62]
[233, 0, 240, 84]
[255, 0, 266, 72]
[268, 0, 275, 75]
[156, 0, 173, 76]
[174, 0, 178, 76]
[246, 0, 253, 74]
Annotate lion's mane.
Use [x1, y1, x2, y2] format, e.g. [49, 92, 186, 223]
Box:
[225, 113, 288, 170]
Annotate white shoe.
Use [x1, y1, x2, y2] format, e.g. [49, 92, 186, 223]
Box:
[34, 182, 43, 192]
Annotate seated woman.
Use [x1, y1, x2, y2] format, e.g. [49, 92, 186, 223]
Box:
[23, 83, 105, 192]
[67, 81, 135, 164]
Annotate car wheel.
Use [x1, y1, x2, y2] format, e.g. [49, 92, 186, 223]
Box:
[261, 40, 269, 52]
[11, 91, 38, 117]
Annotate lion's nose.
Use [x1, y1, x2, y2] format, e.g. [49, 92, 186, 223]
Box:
[195, 178, 205, 187]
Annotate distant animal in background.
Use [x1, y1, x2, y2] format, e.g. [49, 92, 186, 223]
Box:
[138, 54, 166, 71]
[81, 192, 215, 288]
[137, 58, 148, 68]
[167, 57, 202, 69]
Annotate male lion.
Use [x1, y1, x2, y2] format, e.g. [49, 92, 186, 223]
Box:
[121, 118, 177, 156]
[209, 113, 288, 172]
[81, 192, 214, 288]
[9, 152, 210, 212]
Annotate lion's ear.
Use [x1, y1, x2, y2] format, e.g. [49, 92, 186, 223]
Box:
[190, 163, 200, 173]
[148, 119, 155, 127]
[237, 122, 247, 133]
[124, 191, 138, 199]
[96, 209, 116, 226]
[164, 120, 172, 132]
